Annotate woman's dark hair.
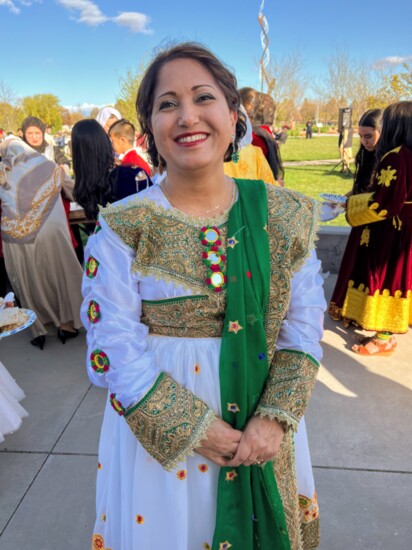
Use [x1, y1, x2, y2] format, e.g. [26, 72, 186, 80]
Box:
[71, 119, 116, 220]
[252, 93, 276, 126]
[376, 101, 412, 160]
[252, 126, 284, 181]
[136, 42, 247, 168]
[353, 108, 383, 194]
[239, 87, 259, 119]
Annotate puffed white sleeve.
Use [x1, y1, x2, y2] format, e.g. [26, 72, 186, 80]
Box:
[81, 216, 158, 410]
[81, 215, 216, 471]
[276, 249, 326, 363]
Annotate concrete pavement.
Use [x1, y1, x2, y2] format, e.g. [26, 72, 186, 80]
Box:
[0, 274, 411, 549]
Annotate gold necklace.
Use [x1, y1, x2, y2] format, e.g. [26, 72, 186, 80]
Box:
[161, 178, 236, 217]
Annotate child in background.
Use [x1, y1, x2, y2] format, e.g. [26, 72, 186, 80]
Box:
[108, 119, 152, 176]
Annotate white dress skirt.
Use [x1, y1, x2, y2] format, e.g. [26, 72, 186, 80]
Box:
[94, 340, 318, 549]
[0, 360, 28, 443]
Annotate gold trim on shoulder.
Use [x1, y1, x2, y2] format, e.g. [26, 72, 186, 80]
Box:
[101, 195, 230, 295]
[264, 185, 319, 361]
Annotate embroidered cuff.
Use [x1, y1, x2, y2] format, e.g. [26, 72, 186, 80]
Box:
[346, 192, 387, 226]
[254, 349, 319, 432]
[125, 372, 216, 471]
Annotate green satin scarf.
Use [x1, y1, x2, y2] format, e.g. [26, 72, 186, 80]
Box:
[212, 179, 290, 550]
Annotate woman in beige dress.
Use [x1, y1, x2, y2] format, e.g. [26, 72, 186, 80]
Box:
[0, 138, 83, 349]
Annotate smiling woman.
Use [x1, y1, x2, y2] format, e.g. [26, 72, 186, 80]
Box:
[81, 42, 325, 550]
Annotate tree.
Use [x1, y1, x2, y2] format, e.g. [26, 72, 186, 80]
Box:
[0, 102, 24, 132]
[60, 108, 85, 127]
[116, 58, 149, 128]
[315, 49, 383, 124]
[20, 94, 63, 130]
[300, 99, 318, 123]
[259, 51, 307, 125]
[377, 63, 412, 102]
[0, 81, 16, 105]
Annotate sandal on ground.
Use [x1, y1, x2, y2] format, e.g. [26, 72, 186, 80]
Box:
[352, 336, 397, 356]
[358, 333, 377, 345]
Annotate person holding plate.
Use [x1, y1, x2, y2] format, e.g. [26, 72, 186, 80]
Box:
[329, 109, 382, 319]
[82, 42, 325, 550]
[330, 103, 412, 355]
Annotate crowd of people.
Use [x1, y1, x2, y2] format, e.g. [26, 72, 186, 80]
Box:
[0, 39, 411, 550]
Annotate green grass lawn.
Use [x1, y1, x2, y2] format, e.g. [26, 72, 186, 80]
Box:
[279, 134, 361, 225]
[284, 164, 354, 226]
[281, 135, 360, 162]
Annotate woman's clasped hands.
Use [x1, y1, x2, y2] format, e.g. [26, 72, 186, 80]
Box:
[195, 415, 284, 467]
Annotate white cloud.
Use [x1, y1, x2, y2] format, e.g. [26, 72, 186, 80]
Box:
[57, 0, 108, 26]
[63, 102, 111, 113]
[0, 0, 39, 12]
[57, 1, 151, 32]
[0, 0, 21, 14]
[113, 12, 152, 34]
[374, 55, 412, 69]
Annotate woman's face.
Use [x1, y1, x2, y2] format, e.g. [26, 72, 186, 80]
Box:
[358, 125, 380, 152]
[25, 126, 44, 147]
[150, 58, 237, 174]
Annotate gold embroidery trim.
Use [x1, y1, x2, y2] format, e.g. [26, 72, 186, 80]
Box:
[2, 168, 62, 240]
[264, 185, 319, 362]
[345, 192, 380, 226]
[254, 349, 319, 432]
[342, 282, 411, 333]
[300, 517, 320, 550]
[101, 196, 229, 295]
[142, 295, 225, 338]
[125, 372, 216, 471]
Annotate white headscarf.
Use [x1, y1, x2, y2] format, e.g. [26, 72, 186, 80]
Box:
[239, 105, 253, 149]
[95, 107, 122, 128]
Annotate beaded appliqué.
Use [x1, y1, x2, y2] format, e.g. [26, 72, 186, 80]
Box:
[110, 393, 125, 416]
[87, 300, 101, 324]
[85, 255, 99, 278]
[200, 226, 227, 292]
[90, 349, 110, 374]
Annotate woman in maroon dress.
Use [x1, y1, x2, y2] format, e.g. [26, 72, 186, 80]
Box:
[329, 109, 382, 322]
[331, 101, 412, 355]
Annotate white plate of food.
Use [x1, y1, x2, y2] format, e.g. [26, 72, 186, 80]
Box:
[0, 308, 37, 338]
[319, 193, 348, 204]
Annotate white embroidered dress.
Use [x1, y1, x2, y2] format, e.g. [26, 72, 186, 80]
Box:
[81, 184, 325, 550]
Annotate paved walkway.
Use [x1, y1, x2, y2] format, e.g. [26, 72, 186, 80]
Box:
[283, 159, 341, 167]
[0, 274, 411, 549]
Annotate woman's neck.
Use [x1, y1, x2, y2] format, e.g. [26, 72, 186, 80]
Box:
[161, 166, 234, 217]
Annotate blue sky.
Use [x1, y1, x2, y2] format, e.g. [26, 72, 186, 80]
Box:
[1, 0, 411, 110]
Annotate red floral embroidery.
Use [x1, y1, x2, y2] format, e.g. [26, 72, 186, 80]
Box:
[176, 469, 187, 480]
[198, 464, 209, 473]
[92, 534, 105, 550]
[225, 470, 238, 481]
[136, 514, 145, 524]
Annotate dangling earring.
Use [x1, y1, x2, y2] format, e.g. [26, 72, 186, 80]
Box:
[231, 135, 239, 164]
[157, 153, 165, 175]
